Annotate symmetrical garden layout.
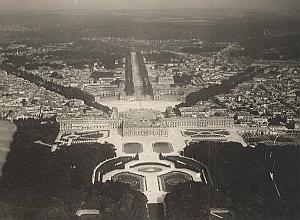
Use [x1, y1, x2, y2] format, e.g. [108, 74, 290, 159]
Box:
[92, 149, 212, 203]
[55, 107, 244, 204]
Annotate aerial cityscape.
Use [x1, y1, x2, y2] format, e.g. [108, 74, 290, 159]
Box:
[0, 1, 299, 220]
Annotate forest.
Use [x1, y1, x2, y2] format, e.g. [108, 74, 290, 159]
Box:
[0, 119, 148, 219]
[163, 141, 300, 220]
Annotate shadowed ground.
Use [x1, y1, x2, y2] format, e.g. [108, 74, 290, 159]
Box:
[0, 120, 16, 176]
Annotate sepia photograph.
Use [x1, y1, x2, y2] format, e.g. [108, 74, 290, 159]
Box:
[0, 0, 299, 219]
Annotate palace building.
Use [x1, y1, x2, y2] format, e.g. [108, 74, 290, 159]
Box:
[57, 116, 121, 132]
[122, 125, 168, 137]
[57, 111, 234, 136]
[122, 120, 168, 137]
[161, 117, 234, 128]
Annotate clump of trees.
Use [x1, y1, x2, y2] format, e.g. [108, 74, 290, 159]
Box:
[143, 51, 183, 64]
[175, 141, 300, 220]
[0, 119, 148, 219]
[173, 74, 192, 86]
[241, 34, 300, 60]
[11, 118, 59, 144]
[164, 182, 210, 220]
[125, 52, 134, 95]
[180, 44, 227, 54]
[136, 51, 153, 96]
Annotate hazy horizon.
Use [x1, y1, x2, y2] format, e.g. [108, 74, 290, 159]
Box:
[0, 0, 299, 13]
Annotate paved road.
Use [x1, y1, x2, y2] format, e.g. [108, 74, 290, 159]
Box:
[131, 51, 144, 97]
[163, 50, 189, 57]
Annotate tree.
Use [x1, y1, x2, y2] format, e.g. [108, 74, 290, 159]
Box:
[164, 182, 209, 220]
[0, 119, 148, 220]
[183, 141, 299, 220]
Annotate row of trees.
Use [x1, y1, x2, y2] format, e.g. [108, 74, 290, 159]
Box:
[0, 119, 148, 219]
[176, 67, 263, 109]
[136, 51, 153, 96]
[2, 62, 111, 114]
[124, 52, 134, 96]
[164, 141, 299, 220]
[180, 44, 227, 54]
[143, 51, 183, 64]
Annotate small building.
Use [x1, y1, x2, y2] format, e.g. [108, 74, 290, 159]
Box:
[156, 75, 174, 85]
[76, 209, 99, 217]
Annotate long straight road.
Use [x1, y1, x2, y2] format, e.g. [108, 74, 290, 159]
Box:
[131, 51, 144, 97]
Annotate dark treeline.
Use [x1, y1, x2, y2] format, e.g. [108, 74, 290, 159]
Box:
[72, 39, 128, 69]
[1, 11, 300, 42]
[164, 182, 210, 220]
[172, 141, 300, 220]
[136, 51, 153, 96]
[1, 63, 111, 115]
[173, 74, 193, 86]
[0, 119, 148, 219]
[7, 40, 125, 70]
[124, 52, 134, 96]
[143, 51, 183, 64]
[177, 67, 263, 109]
[241, 34, 300, 60]
[180, 44, 227, 54]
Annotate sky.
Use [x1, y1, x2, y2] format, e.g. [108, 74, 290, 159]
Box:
[0, 0, 299, 12]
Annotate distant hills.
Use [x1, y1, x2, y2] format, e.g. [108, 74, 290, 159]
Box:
[1, 8, 300, 60]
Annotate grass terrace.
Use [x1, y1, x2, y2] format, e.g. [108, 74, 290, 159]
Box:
[95, 156, 138, 182]
[152, 142, 174, 153]
[159, 171, 192, 192]
[123, 142, 143, 154]
[112, 172, 145, 191]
